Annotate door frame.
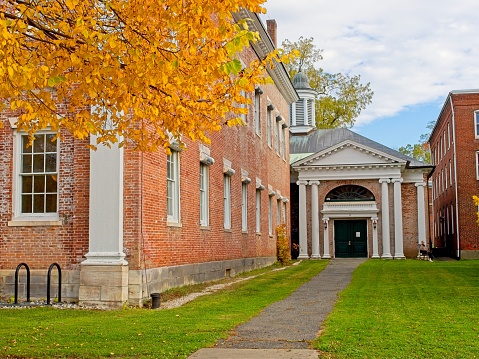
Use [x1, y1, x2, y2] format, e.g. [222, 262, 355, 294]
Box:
[333, 219, 368, 258]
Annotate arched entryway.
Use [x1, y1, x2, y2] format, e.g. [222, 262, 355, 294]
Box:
[324, 185, 376, 258]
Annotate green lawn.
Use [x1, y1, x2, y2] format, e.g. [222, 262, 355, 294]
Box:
[2, 259, 478, 359]
[314, 259, 479, 359]
[0, 260, 328, 359]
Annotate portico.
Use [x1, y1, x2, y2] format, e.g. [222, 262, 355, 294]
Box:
[290, 130, 433, 259]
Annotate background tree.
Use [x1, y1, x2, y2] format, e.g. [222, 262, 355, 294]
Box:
[398, 120, 434, 163]
[0, 0, 294, 151]
[282, 37, 373, 129]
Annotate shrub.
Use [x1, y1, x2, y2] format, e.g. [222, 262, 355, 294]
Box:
[276, 224, 291, 266]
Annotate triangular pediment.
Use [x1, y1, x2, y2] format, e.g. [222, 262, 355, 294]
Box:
[292, 140, 407, 168]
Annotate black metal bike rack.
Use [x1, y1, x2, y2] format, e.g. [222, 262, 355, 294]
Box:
[13, 262, 62, 305]
[46, 263, 61, 305]
[14, 262, 30, 304]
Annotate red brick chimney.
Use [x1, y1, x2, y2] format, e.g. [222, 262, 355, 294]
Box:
[266, 19, 277, 48]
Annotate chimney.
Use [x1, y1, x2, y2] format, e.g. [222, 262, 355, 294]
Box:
[266, 19, 277, 48]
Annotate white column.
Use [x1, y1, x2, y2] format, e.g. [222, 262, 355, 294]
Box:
[416, 182, 427, 246]
[392, 178, 405, 258]
[297, 180, 309, 259]
[372, 217, 379, 258]
[310, 181, 320, 259]
[84, 136, 127, 265]
[379, 179, 392, 258]
[322, 218, 331, 258]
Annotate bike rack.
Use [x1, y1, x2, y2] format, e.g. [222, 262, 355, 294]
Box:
[46, 263, 62, 305]
[13, 262, 62, 305]
[14, 263, 30, 304]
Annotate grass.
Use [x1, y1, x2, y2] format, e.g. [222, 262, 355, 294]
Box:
[314, 259, 479, 359]
[0, 260, 328, 359]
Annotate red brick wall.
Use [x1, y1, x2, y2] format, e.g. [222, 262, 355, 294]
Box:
[0, 113, 90, 272]
[430, 92, 479, 256]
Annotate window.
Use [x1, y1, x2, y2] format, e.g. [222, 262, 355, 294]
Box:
[167, 151, 180, 223]
[475, 111, 479, 138]
[276, 199, 281, 225]
[449, 160, 452, 186]
[17, 133, 58, 216]
[282, 127, 287, 159]
[447, 123, 451, 148]
[443, 131, 446, 155]
[267, 104, 273, 147]
[240, 90, 248, 124]
[283, 202, 287, 224]
[255, 189, 261, 233]
[224, 175, 231, 229]
[275, 118, 280, 154]
[199, 164, 209, 226]
[254, 88, 262, 135]
[268, 195, 273, 235]
[241, 183, 248, 231]
[445, 165, 448, 189]
[476, 151, 479, 180]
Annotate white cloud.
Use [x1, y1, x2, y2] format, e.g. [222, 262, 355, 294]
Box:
[262, 0, 479, 125]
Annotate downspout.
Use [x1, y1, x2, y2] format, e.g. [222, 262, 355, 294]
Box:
[450, 95, 461, 258]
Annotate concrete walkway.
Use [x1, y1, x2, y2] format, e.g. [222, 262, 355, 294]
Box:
[189, 258, 366, 359]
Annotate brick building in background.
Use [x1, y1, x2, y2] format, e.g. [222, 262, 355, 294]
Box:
[429, 90, 479, 259]
[0, 12, 298, 307]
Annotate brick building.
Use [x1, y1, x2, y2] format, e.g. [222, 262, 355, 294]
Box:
[289, 72, 433, 259]
[0, 13, 298, 307]
[429, 90, 479, 259]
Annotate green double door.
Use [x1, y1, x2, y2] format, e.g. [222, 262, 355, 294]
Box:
[334, 220, 368, 258]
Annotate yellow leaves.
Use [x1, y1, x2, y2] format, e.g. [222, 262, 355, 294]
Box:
[473, 196, 479, 226]
[0, 0, 291, 151]
[65, 0, 79, 10]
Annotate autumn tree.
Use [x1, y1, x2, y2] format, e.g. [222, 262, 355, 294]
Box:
[282, 36, 373, 129]
[0, 0, 294, 151]
[398, 120, 434, 163]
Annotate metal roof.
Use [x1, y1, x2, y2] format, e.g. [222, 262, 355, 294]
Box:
[290, 128, 431, 168]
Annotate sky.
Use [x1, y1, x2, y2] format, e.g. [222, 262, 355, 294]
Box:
[261, 0, 479, 150]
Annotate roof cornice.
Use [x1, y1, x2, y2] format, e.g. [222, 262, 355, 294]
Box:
[233, 10, 299, 105]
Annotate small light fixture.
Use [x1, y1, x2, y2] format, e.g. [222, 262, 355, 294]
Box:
[372, 219, 377, 229]
[323, 219, 328, 230]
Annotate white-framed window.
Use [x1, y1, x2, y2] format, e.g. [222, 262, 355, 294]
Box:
[449, 160, 452, 186]
[224, 174, 231, 229]
[282, 127, 287, 159]
[240, 90, 248, 124]
[199, 163, 209, 226]
[447, 123, 451, 148]
[275, 118, 280, 155]
[267, 104, 273, 147]
[276, 199, 281, 225]
[255, 189, 261, 233]
[15, 132, 59, 217]
[443, 131, 446, 155]
[241, 183, 248, 231]
[283, 202, 287, 224]
[476, 151, 479, 180]
[445, 165, 448, 189]
[167, 150, 180, 223]
[268, 195, 273, 235]
[475, 111, 479, 138]
[254, 88, 262, 136]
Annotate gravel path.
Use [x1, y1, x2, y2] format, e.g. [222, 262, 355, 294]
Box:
[215, 258, 366, 349]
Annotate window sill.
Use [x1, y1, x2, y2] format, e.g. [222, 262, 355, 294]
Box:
[200, 225, 210, 231]
[224, 228, 232, 233]
[8, 218, 62, 227]
[167, 221, 182, 228]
